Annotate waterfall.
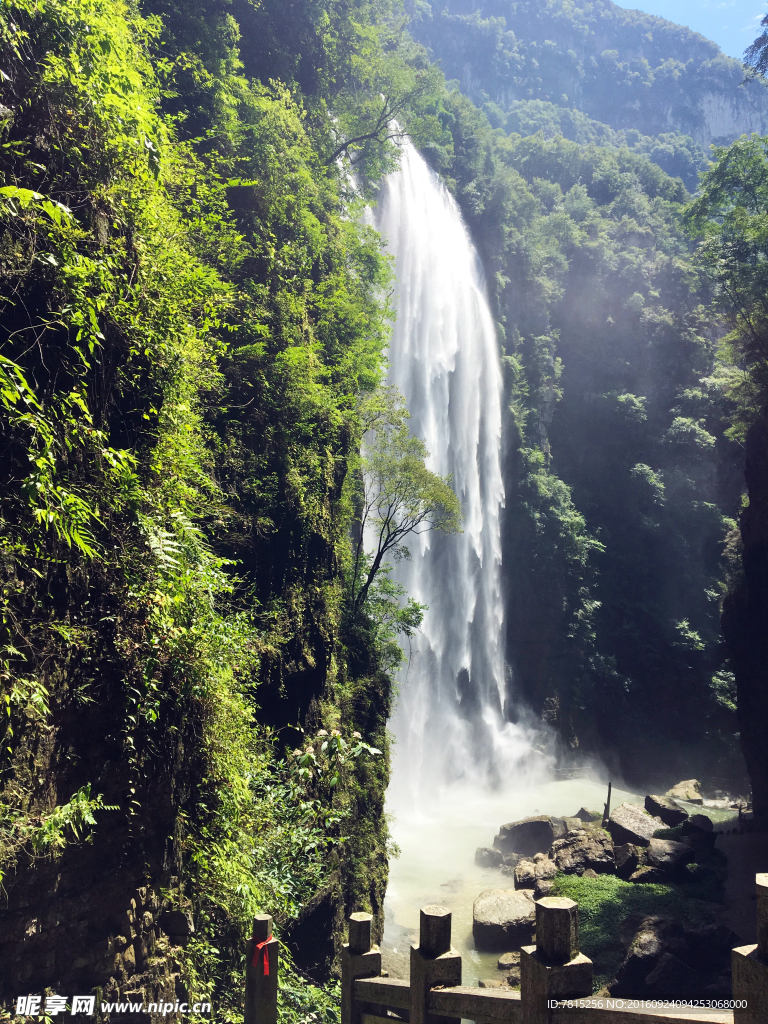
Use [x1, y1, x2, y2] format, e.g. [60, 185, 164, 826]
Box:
[374, 143, 537, 808]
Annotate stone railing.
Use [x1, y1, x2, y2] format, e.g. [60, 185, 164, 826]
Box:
[245, 874, 768, 1024]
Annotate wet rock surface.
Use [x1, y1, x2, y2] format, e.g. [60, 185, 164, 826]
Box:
[607, 802, 662, 846]
[514, 852, 558, 889]
[533, 878, 555, 900]
[615, 843, 640, 880]
[493, 815, 566, 857]
[645, 794, 688, 827]
[473, 888, 536, 950]
[610, 913, 734, 997]
[646, 837, 695, 878]
[666, 779, 703, 805]
[551, 828, 615, 875]
[476, 846, 504, 868]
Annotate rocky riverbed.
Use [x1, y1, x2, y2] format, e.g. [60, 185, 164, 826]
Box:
[469, 779, 746, 996]
[380, 777, 749, 993]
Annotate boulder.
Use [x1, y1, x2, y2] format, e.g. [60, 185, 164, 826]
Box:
[644, 952, 708, 997]
[582, 868, 598, 878]
[493, 815, 566, 857]
[610, 916, 687, 995]
[646, 838, 695, 878]
[629, 865, 667, 884]
[514, 859, 536, 889]
[683, 921, 741, 973]
[614, 843, 640, 880]
[687, 813, 713, 832]
[610, 913, 732, 998]
[533, 879, 554, 901]
[666, 779, 703, 805]
[478, 978, 505, 989]
[473, 888, 536, 951]
[562, 815, 600, 833]
[551, 828, 615, 875]
[514, 853, 557, 890]
[497, 951, 520, 970]
[574, 808, 602, 822]
[607, 802, 660, 846]
[475, 847, 503, 868]
[645, 794, 688, 827]
[500, 852, 521, 876]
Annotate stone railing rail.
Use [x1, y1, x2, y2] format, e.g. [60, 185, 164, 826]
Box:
[245, 874, 768, 1024]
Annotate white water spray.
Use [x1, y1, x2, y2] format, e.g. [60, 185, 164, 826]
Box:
[374, 143, 539, 808]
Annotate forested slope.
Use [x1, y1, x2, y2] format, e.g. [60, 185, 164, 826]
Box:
[0, 0, 761, 1015]
[414, 89, 743, 785]
[409, 0, 768, 189]
[0, 0, 435, 1011]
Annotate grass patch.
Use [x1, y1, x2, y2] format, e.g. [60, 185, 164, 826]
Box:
[551, 871, 725, 990]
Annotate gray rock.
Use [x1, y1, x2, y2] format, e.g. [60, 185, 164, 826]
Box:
[644, 952, 708, 997]
[645, 794, 688, 827]
[497, 951, 520, 969]
[562, 815, 600, 833]
[574, 807, 602, 822]
[478, 978, 505, 989]
[646, 838, 695, 877]
[666, 779, 703, 805]
[687, 813, 714, 832]
[551, 828, 615, 875]
[582, 868, 598, 878]
[533, 879, 555, 901]
[607, 802, 660, 846]
[683, 921, 741, 972]
[611, 916, 687, 994]
[500, 851, 521, 876]
[476, 846, 503, 868]
[493, 815, 566, 857]
[615, 843, 640, 880]
[514, 859, 536, 888]
[514, 855, 557, 889]
[628, 865, 666, 884]
[472, 888, 536, 951]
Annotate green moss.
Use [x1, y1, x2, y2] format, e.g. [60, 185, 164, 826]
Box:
[551, 872, 725, 990]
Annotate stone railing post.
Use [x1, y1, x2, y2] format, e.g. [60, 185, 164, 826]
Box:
[341, 912, 382, 1024]
[733, 873, 768, 1024]
[245, 914, 279, 1024]
[410, 906, 462, 1024]
[521, 896, 593, 1024]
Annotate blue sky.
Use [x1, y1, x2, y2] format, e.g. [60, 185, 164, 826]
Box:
[612, 0, 766, 60]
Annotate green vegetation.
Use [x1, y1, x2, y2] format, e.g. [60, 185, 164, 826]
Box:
[409, 0, 768, 171]
[0, 0, 446, 1011]
[552, 871, 725, 989]
[413, 85, 742, 778]
[684, 132, 768, 824]
[1, 0, 766, 1012]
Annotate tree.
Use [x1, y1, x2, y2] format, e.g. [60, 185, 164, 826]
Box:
[347, 387, 462, 617]
[745, 15, 768, 75]
[685, 135, 768, 825]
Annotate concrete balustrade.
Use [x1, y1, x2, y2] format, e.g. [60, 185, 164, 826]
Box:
[247, 874, 768, 1024]
[732, 873, 768, 1024]
[409, 906, 462, 1024]
[244, 913, 278, 1024]
[521, 898, 593, 1024]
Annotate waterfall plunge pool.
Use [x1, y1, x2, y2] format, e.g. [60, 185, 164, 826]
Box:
[381, 778, 640, 984]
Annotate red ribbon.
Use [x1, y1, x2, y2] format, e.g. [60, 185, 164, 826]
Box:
[252, 936, 272, 976]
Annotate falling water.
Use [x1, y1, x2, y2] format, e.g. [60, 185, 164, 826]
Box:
[374, 143, 539, 809]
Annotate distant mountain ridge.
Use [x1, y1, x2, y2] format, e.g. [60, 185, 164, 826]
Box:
[409, 0, 768, 162]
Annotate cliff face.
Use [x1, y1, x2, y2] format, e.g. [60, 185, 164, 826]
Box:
[0, 0, 395, 1012]
[722, 407, 768, 826]
[409, 0, 768, 153]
